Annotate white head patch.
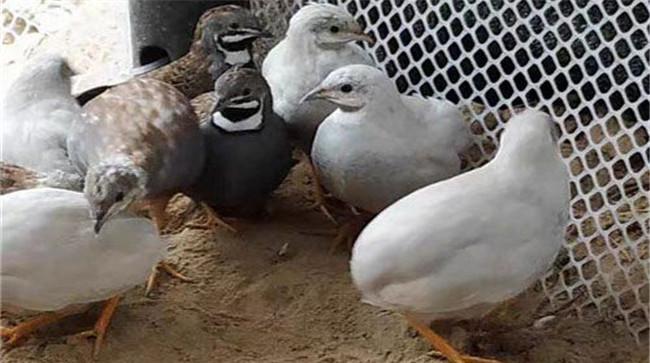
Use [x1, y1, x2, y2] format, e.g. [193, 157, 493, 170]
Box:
[221, 33, 255, 43]
[213, 34, 253, 66]
[211, 100, 263, 132]
[223, 50, 251, 65]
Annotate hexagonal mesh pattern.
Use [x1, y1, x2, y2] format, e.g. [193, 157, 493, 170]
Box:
[1, 0, 78, 64]
[252, 0, 650, 342]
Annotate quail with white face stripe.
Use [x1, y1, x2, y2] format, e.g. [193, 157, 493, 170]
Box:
[201, 6, 272, 74]
[188, 67, 294, 218]
[211, 96, 264, 132]
[144, 5, 271, 99]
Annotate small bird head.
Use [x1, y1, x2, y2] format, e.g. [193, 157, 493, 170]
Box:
[31, 54, 77, 78]
[496, 110, 563, 167]
[13, 54, 77, 96]
[84, 164, 146, 234]
[288, 4, 375, 47]
[301, 64, 389, 111]
[199, 5, 272, 56]
[501, 110, 560, 148]
[212, 66, 269, 114]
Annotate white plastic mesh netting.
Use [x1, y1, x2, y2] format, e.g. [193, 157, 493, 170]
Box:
[1, 0, 79, 65]
[1, 0, 130, 97]
[251, 0, 650, 342]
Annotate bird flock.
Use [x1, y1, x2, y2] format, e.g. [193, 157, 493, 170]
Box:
[0, 4, 569, 363]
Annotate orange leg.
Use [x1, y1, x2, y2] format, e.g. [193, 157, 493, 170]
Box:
[144, 195, 193, 296]
[92, 295, 120, 358]
[74, 296, 121, 359]
[145, 261, 193, 297]
[429, 351, 502, 363]
[1, 310, 74, 348]
[404, 315, 501, 363]
[185, 201, 238, 233]
[299, 150, 338, 226]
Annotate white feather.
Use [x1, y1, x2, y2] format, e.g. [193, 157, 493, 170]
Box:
[211, 108, 263, 132]
[350, 110, 569, 322]
[399, 95, 473, 155]
[0, 56, 83, 189]
[221, 33, 255, 43]
[262, 4, 374, 149]
[223, 49, 251, 66]
[0, 188, 166, 312]
[311, 65, 471, 213]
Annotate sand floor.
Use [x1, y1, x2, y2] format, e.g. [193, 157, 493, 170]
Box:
[2, 163, 648, 363]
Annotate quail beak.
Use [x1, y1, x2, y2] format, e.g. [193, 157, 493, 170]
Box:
[348, 31, 375, 45]
[300, 87, 332, 104]
[253, 28, 274, 38]
[93, 209, 108, 234]
[92, 197, 134, 234]
[343, 23, 375, 45]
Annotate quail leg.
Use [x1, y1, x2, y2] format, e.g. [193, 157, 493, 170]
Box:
[1, 311, 74, 348]
[74, 295, 121, 359]
[299, 150, 338, 226]
[144, 195, 193, 296]
[145, 261, 193, 297]
[404, 314, 501, 363]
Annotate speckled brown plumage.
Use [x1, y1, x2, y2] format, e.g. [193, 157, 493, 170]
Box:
[0, 162, 40, 194]
[143, 5, 261, 99]
[190, 92, 218, 122]
[69, 78, 205, 198]
[144, 46, 212, 100]
[67, 77, 217, 293]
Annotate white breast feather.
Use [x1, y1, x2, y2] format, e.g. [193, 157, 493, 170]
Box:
[0, 188, 166, 312]
[211, 105, 263, 132]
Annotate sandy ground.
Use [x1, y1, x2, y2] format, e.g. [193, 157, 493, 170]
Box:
[2, 164, 648, 363]
[1, 1, 648, 362]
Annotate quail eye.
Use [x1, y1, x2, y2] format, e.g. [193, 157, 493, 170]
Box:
[330, 25, 340, 33]
[340, 84, 353, 93]
[230, 22, 239, 29]
[115, 192, 124, 203]
[242, 88, 252, 96]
